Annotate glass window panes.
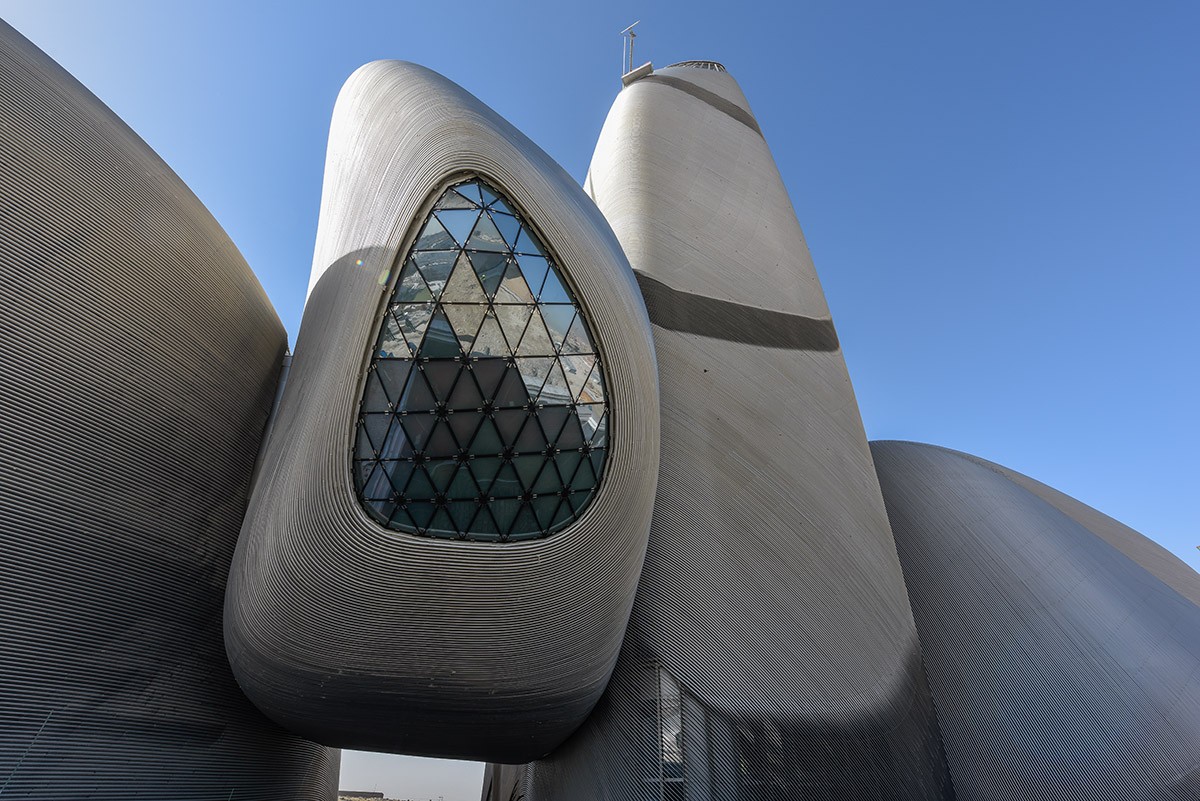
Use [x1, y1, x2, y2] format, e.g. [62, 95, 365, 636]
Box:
[353, 177, 610, 542]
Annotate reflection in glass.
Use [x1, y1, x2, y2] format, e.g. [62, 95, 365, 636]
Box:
[352, 177, 610, 542]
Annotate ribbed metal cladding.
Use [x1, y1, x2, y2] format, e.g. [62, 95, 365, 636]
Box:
[508, 64, 954, 799]
[0, 19, 337, 800]
[872, 441, 1200, 801]
[225, 61, 659, 763]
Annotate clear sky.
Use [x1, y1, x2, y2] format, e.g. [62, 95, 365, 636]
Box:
[3, 1, 1196, 799]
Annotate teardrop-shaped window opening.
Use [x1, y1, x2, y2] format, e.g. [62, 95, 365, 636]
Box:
[352, 177, 610, 542]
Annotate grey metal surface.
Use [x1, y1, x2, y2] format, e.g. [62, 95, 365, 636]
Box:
[0, 19, 337, 800]
[225, 61, 659, 763]
[872, 441, 1200, 801]
[512, 62, 954, 800]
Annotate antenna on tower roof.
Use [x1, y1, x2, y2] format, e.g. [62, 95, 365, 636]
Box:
[620, 21, 641, 75]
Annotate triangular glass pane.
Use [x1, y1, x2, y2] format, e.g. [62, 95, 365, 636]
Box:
[354, 425, 376, 463]
[560, 312, 594, 355]
[393, 258, 432, 303]
[513, 226, 545, 256]
[491, 211, 522, 248]
[568, 486, 596, 516]
[442, 253, 488, 303]
[426, 459, 459, 493]
[537, 405, 571, 445]
[490, 464, 522, 499]
[405, 469, 436, 500]
[469, 251, 508, 297]
[494, 305, 532, 353]
[515, 254, 550, 296]
[470, 456, 502, 489]
[419, 308, 462, 359]
[467, 213, 507, 252]
[376, 311, 408, 359]
[406, 501, 436, 529]
[555, 415, 585, 451]
[489, 197, 514, 216]
[353, 456, 377, 491]
[570, 457, 597, 492]
[454, 182, 483, 204]
[575, 403, 605, 443]
[509, 506, 540, 539]
[470, 313, 509, 358]
[592, 413, 609, 449]
[362, 463, 392, 500]
[428, 508, 457, 537]
[444, 304, 487, 353]
[362, 413, 393, 454]
[384, 460, 415, 495]
[422, 360, 460, 399]
[435, 190, 477, 210]
[448, 501, 478, 532]
[468, 506, 500, 540]
[448, 368, 485, 410]
[471, 358, 508, 399]
[375, 359, 413, 404]
[493, 410, 526, 447]
[536, 360, 573, 406]
[400, 413, 437, 450]
[436, 209, 479, 247]
[554, 450, 584, 488]
[577, 359, 605, 404]
[362, 370, 389, 412]
[400, 368, 436, 412]
[415, 217, 457, 251]
[471, 419, 504, 456]
[513, 454, 544, 489]
[494, 263, 535, 305]
[425, 420, 459, 456]
[492, 369, 529, 409]
[538, 264, 572, 304]
[514, 418, 547, 454]
[550, 498, 574, 529]
[448, 410, 481, 448]
[541, 305, 575, 353]
[379, 416, 411, 459]
[448, 467, 479, 500]
[412, 251, 457, 298]
[589, 446, 605, 477]
[395, 303, 434, 355]
[517, 310, 554, 357]
[366, 499, 397, 527]
[532, 461, 563, 496]
[531, 496, 561, 530]
[490, 498, 521, 535]
[479, 184, 499, 207]
[514, 357, 555, 401]
[561, 353, 596, 405]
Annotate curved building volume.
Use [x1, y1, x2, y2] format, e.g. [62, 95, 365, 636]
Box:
[225, 60, 659, 764]
[873, 441, 1200, 801]
[0, 19, 336, 800]
[512, 61, 955, 799]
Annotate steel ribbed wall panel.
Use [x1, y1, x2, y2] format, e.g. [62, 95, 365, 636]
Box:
[872, 441, 1200, 801]
[510, 64, 954, 800]
[0, 19, 337, 800]
[225, 61, 659, 763]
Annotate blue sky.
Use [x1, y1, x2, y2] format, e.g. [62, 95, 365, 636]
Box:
[4, 1, 1196, 798]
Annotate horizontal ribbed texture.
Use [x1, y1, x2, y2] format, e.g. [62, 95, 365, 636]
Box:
[0, 19, 337, 800]
[225, 61, 659, 763]
[512, 65, 953, 800]
[873, 441, 1200, 801]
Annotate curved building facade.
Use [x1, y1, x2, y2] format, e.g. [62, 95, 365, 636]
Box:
[510, 62, 955, 800]
[872, 441, 1200, 801]
[0, 19, 337, 800]
[225, 61, 659, 763]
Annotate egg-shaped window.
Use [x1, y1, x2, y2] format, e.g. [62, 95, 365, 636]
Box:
[352, 178, 609, 542]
